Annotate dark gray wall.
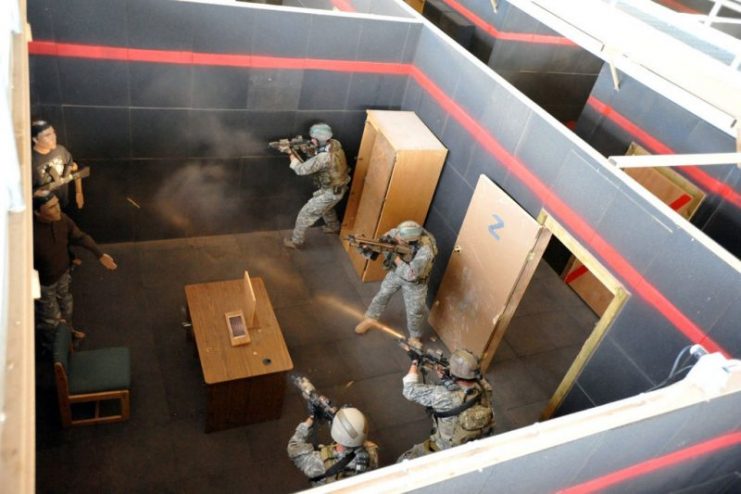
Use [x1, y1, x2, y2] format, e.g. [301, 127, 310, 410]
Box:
[400, 26, 740, 414]
[28, 0, 419, 242]
[577, 64, 741, 258]
[413, 387, 741, 493]
[486, 0, 603, 124]
[416, 0, 602, 124]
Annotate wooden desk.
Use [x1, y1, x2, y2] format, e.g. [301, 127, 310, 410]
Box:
[184, 277, 293, 432]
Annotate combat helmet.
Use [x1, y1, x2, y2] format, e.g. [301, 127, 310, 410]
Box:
[309, 123, 333, 144]
[397, 220, 423, 242]
[449, 349, 480, 380]
[330, 407, 368, 448]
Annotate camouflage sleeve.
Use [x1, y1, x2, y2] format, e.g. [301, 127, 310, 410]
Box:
[394, 244, 434, 282]
[402, 380, 450, 409]
[290, 152, 330, 176]
[286, 422, 326, 479]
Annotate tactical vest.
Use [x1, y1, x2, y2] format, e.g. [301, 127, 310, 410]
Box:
[315, 139, 349, 189]
[433, 384, 495, 446]
[316, 442, 379, 483]
[415, 232, 438, 281]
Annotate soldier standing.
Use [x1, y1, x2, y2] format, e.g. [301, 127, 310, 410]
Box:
[287, 407, 379, 485]
[32, 191, 118, 353]
[397, 349, 495, 461]
[354, 220, 437, 346]
[283, 123, 350, 249]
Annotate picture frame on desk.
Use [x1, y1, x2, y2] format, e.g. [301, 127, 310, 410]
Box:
[225, 310, 251, 346]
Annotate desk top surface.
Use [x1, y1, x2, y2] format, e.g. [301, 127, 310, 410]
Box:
[185, 277, 293, 384]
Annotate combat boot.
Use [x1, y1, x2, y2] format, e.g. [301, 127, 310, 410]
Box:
[322, 225, 340, 234]
[354, 318, 376, 335]
[283, 238, 302, 249]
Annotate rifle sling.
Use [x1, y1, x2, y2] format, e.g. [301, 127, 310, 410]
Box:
[432, 388, 481, 419]
[309, 450, 356, 482]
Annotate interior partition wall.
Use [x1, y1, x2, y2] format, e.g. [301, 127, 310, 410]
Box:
[27, 0, 740, 417]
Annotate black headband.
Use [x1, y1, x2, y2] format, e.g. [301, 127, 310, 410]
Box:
[31, 120, 52, 139]
[32, 191, 55, 211]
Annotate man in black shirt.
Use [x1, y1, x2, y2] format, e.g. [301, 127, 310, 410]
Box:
[33, 191, 117, 354]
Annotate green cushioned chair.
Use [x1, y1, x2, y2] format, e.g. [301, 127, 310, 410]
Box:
[53, 324, 131, 427]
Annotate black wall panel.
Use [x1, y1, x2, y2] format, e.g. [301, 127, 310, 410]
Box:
[63, 106, 131, 160]
[57, 59, 131, 106]
[191, 66, 251, 110]
[129, 63, 193, 108]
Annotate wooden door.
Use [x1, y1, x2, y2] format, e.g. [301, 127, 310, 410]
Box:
[429, 175, 550, 369]
[346, 132, 397, 277]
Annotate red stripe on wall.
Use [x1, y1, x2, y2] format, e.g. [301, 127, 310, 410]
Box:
[587, 96, 741, 209]
[441, 0, 575, 46]
[28, 40, 729, 356]
[28, 41, 409, 75]
[558, 432, 741, 494]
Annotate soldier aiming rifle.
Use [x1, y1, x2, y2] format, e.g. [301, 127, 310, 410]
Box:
[346, 234, 414, 270]
[353, 221, 438, 346]
[398, 349, 495, 462]
[288, 374, 379, 486]
[398, 337, 451, 385]
[273, 123, 350, 249]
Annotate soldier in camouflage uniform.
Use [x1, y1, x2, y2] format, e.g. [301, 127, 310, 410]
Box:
[283, 122, 350, 249]
[354, 220, 437, 345]
[287, 407, 379, 485]
[397, 349, 495, 462]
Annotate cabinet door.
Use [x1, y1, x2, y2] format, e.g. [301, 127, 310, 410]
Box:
[347, 132, 397, 278]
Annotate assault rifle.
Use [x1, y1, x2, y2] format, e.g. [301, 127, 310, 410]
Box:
[34, 166, 90, 193]
[398, 337, 453, 385]
[268, 135, 316, 163]
[345, 234, 414, 269]
[291, 374, 337, 424]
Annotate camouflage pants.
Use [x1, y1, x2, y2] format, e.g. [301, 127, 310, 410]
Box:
[397, 439, 437, 463]
[365, 270, 427, 339]
[291, 186, 346, 245]
[35, 270, 73, 355]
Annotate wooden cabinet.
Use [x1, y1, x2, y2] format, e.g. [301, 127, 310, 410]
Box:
[340, 110, 447, 281]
